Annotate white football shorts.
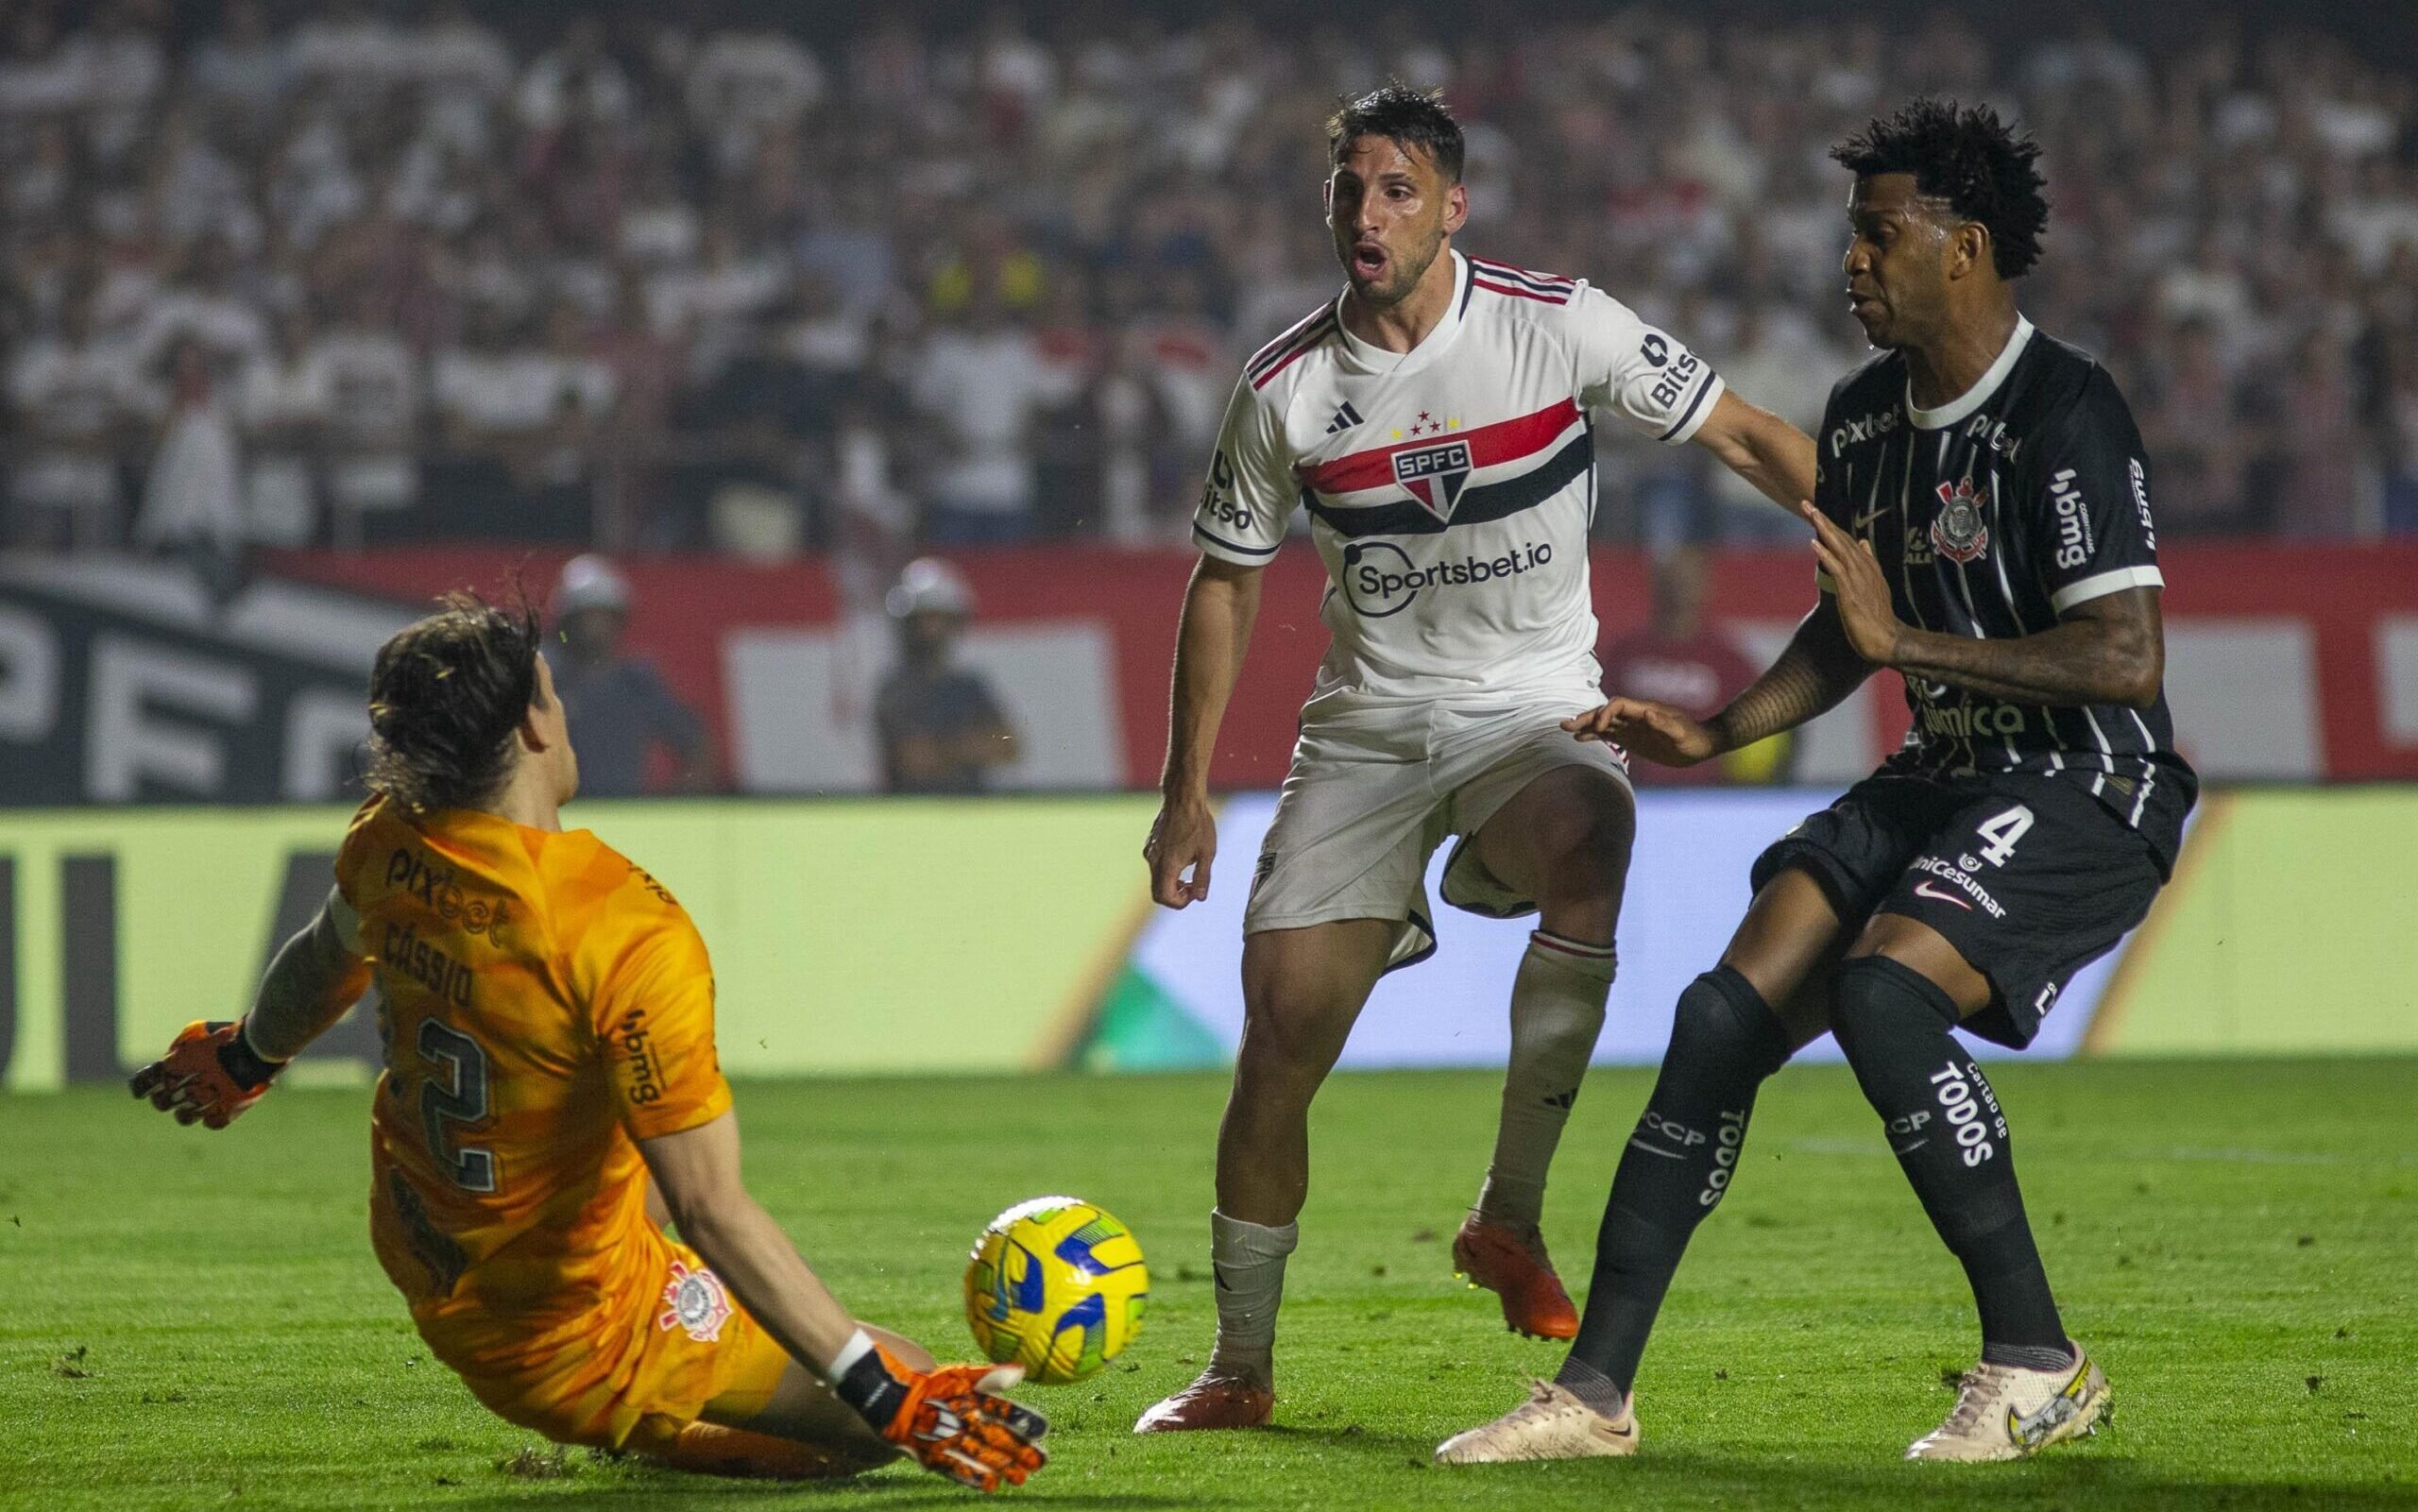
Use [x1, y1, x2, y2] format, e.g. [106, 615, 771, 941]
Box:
[1241, 701, 1632, 971]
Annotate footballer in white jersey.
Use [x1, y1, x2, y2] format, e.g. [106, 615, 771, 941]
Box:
[1198, 248, 1725, 720]
[1138, 85, 1815, 1436]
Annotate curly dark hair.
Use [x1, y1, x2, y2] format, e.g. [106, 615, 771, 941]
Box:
[365, 592, 543, 814]
[1327, 83, 1464, 183]
[1831, 97, 2049, 279]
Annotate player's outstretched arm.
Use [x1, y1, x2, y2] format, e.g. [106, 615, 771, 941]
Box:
[1688, 389, 1819, 510]
[1147, 554, 1265, 909]
[642, 1113, 1047, 1492]
[1569, 597, 1869, 765]
[128, 888, 369, 1128]
[1803, 501, 2163, 707]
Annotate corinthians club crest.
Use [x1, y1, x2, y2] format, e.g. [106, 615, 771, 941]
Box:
[1931, 477, 1991, 564]
[658, 1259, 732, 1342]
[1393, 438, 1473, 520]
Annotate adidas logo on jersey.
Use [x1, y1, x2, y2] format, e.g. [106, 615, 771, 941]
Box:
[1325, 401, 1364, 434]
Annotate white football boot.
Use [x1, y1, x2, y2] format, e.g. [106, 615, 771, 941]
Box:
[1908, 1345, 2110, 1462]
[1435, 1380, 1640, 1463]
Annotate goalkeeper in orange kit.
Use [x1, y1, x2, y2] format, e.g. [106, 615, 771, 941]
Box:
[130, 595, 1047, 1493]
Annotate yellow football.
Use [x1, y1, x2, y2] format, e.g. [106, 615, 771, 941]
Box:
[962, 1196, 1148, 1385]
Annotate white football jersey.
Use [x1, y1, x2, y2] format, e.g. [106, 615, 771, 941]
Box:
[1195, 250, 1725, 721]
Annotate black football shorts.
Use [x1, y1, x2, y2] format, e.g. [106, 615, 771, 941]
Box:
[1751, 771, 2165, 1047]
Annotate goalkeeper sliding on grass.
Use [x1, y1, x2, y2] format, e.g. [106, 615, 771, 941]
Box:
[129, 595, 1047, 1494]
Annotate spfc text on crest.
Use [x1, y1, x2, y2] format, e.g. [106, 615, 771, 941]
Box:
[1393, 439, 1474, 519]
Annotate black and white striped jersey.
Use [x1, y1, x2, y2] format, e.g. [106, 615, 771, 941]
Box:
[1813, 316, 2198, 874]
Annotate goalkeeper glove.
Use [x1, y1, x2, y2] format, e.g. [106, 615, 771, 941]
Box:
[128, 1020, 287, 1130]
[828, 1332, 1047, 1492]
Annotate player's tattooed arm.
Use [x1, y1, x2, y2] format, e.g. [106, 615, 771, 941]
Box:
[1567, 599, 1866, 765]
[1709, 600, 1872, 750]
[1804, 502, 2164, 708]
[1689, 389, 1819, 510]
[1148, 555, 1266, 907]
[1884, 589, 2162, 708]
[245, 888, 373, 1061]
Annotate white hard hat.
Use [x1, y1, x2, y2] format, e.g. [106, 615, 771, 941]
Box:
[885, 557, 975, 620]
[555, 553, 631, 617]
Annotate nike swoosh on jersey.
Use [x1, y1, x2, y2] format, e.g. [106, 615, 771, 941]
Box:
[1911, 879, 1974, 909]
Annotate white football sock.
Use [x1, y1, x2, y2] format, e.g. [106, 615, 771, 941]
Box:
[1475, 930, 1616, 1229]
[1206, 1208, 1297, 1376]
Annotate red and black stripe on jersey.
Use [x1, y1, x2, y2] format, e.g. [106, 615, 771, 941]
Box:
[1813, 325, 2198, 875]
[1292, 397, 1592, 537]
[1247, 305, 1337, 390]
[1468, 257, 1575, 305]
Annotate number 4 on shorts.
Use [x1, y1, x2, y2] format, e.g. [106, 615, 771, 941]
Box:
[1973, 805, 2034, 868]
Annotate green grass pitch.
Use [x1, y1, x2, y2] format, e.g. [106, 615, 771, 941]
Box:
[4, 1060, 2413, 1509]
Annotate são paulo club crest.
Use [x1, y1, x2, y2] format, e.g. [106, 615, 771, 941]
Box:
[658, 1259, 732, 1342]
[1393, 438, 1473, 520]
[1931, 477, 1991, 563]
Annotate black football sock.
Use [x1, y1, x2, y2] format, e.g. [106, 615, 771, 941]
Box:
[1830, 957, 2068, 1358]
[1558, 966, 1793, 1404]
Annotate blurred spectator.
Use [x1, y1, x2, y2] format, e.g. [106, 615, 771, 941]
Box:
[1599, 546, 1788, 786]
[189, 0, 291, 140]
[134, 337, 245, 589]
[876, 558, 1018, 793]
[1082, 329, 1184, 546]
[2383, 327, 2418, 535]
[235, 305, 328, 545]
[686, 26, 825, 137]
[2, 3, 2415, 552]
[2142, 318, 2252, 535]
[0, 10, 91, 121]
[2269, 330, 2363, 539]
[311, 286, 421, 546]
[911, 287, 1077, 543]
[7, 284, 135, 548]
[287, 0, 397, 97]
[517, 17, 632, 133]
[130, 235, 266, 378]
[550, 554, 714, 796]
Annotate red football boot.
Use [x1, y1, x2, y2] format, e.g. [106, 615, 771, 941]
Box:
[1452, 1215, 1579, 1340]
[1132, 1369, 1275, 1433]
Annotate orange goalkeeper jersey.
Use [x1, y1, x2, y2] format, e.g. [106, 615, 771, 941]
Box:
[340, 796, 733, 1364]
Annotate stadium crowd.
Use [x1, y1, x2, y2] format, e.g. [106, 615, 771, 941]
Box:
[6, 1, 2418, 559]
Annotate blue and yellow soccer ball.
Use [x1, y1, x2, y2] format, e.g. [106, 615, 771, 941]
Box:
[963, 1196, 1148, 1385]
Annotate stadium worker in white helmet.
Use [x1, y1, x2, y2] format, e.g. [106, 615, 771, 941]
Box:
[1136, 84, 1817, 1433]
[550, 553, 715, 797]
[876, 557, 1019, 793]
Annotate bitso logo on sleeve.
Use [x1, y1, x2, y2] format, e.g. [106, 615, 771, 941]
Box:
[1393, 438, 1473, 520]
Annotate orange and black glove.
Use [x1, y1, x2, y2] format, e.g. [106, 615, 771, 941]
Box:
[830, 1336, 1047, 1492]
[128, 1020, 287, 1130]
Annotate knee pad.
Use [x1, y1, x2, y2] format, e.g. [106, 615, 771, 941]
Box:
[1830, 956, 1960, 1062]
[1665, 965, 1793, 1082]
[1614, 967, 1791, 1224]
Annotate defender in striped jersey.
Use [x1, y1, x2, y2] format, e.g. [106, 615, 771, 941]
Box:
[1140, 87, 1816, 1433]
[1445, 99, 2172, 1469]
